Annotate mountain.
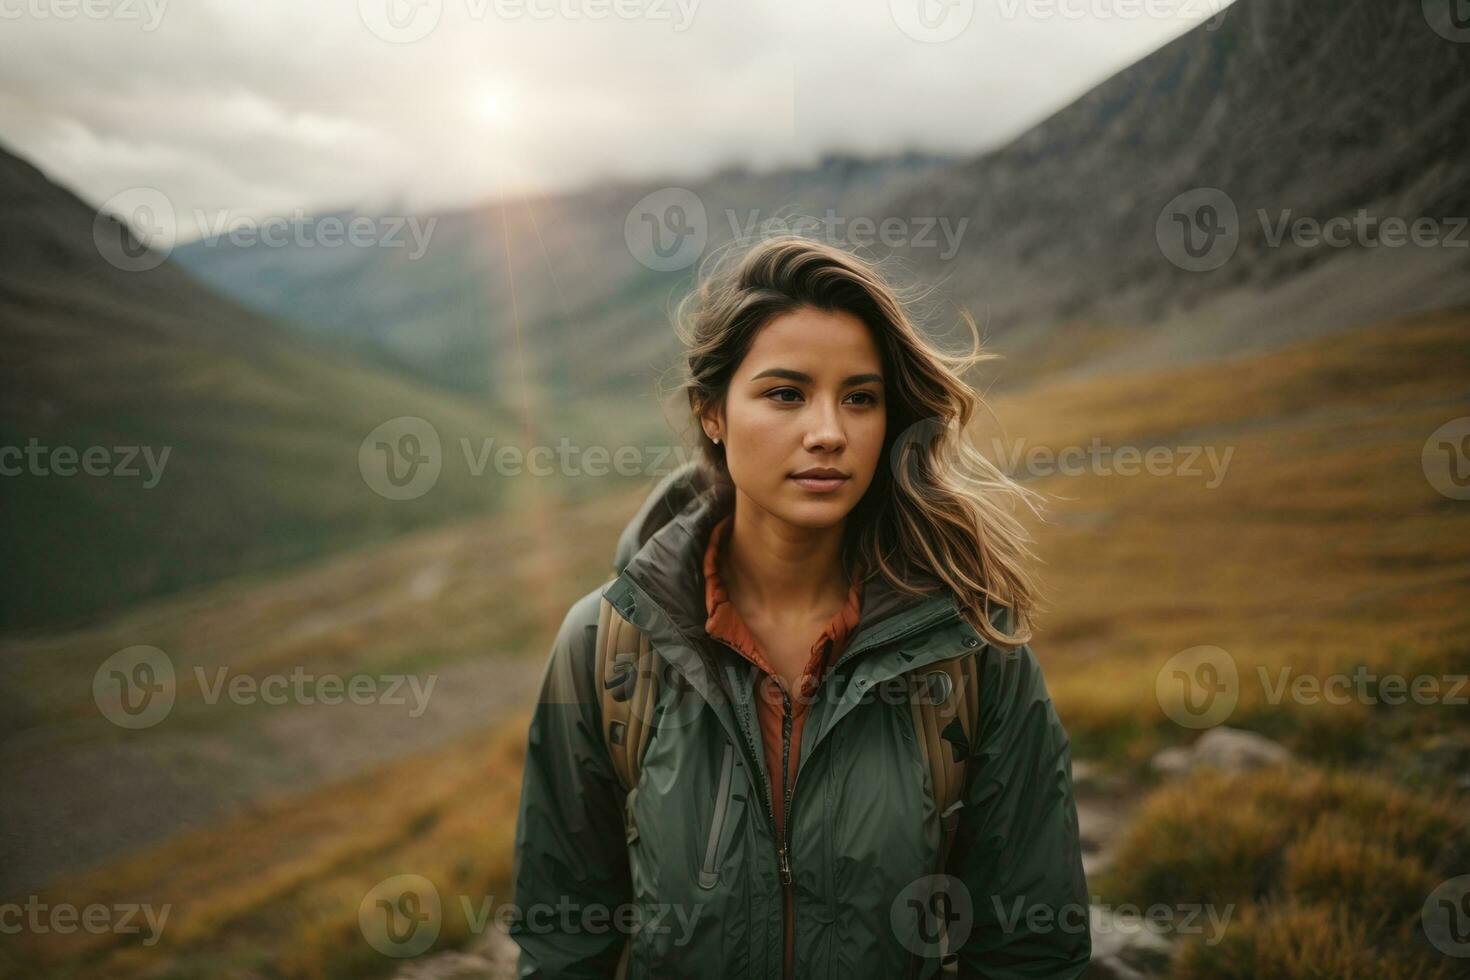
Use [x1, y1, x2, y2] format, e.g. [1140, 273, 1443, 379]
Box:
[175, 0, 1470, 393]
[880, 0, 1470, 373]
[0, 144, 516, 632]
[172, 152, 958, 395]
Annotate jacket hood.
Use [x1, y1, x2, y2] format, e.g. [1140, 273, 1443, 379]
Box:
[612, 459, 717, 576]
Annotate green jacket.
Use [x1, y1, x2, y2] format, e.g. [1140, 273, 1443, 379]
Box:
[510, 466, 1091, 978]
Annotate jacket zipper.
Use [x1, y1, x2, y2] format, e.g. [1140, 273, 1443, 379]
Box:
[777, 684, 795, 980]
[712, 639, 795, 977]
[705, 602, 963, 978]
[779, 686, 794, 887]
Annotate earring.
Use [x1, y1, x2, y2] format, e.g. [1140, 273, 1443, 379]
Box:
[712, 436, 721, 445]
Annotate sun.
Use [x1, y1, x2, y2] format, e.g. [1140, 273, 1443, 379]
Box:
[468, 83, 515, 126]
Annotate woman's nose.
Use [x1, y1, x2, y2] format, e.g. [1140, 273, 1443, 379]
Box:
[802, 403, 847, 452]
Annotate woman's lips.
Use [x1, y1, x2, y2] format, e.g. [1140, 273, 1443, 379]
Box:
[789, 475, 848, 493]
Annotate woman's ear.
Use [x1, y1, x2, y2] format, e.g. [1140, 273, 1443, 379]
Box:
[697, 400, 724, 445]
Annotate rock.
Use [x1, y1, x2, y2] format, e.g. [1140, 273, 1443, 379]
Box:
[1083, 905, 1173, 980]
[1150, 727, 1291, 778]
[391, 921, 520, 980]
[1192, 727, 1291, 773]
[1147, 746, 1194, 779]
[1073, 759, 1130, 795]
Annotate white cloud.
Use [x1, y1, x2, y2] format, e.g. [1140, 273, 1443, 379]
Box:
[0, 0, 1232, 240]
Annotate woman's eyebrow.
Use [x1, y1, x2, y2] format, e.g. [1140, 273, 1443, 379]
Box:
[749, 368, 884, 386]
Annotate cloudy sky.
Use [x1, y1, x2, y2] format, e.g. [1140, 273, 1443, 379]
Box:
[0, 0, 1230, 240]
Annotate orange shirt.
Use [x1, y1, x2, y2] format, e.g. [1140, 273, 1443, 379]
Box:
[702, 512, 861, 980]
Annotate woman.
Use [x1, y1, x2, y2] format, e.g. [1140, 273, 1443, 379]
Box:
[510, 236, 1090, 979]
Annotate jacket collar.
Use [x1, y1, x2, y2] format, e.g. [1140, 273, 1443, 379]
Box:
[605, 462, 962, 671]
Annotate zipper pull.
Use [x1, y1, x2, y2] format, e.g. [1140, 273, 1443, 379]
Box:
[778, 842, 793, 884]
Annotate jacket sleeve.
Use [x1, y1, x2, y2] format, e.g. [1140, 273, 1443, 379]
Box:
[509, 588, 632, 978]
[947, 638, 1092, 979]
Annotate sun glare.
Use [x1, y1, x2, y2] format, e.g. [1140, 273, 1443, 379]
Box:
[469, 84, 515, 126]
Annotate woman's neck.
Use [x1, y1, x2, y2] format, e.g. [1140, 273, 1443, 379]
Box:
[719, 491, 851, 619]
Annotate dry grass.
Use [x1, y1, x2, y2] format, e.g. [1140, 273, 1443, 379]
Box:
[979, 309, 1470, 777]
[0, 710, 531, 979]
[1102, 767, 1466, 979]
[6, 309, 1469, 978]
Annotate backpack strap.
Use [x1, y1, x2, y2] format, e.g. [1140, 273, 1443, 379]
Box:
[910, 649, 982, 873]
[595, 593, 659, 807]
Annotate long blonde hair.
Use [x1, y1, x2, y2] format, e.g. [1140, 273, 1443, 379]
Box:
[673, 234, 1044, 649]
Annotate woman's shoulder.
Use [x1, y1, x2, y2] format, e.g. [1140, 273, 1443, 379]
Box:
[533, 584, 612, 709]
[550, 583, 610, 658]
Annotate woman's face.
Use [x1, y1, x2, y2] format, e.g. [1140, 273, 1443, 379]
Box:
[704, 305, 887, 530]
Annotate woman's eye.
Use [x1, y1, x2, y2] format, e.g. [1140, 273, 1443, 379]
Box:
[766, 388, 803, 403]
[847, 391, 879, 406]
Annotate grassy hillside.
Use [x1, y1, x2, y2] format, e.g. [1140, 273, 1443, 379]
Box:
[7, 307, 1467, 978]
[0, 145, 531, 633]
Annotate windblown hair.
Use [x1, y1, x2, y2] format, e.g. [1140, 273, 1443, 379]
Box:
[673, 233, 1044, 648]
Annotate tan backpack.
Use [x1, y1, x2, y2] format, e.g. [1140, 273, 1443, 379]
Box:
[593, 593, 982, 871]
